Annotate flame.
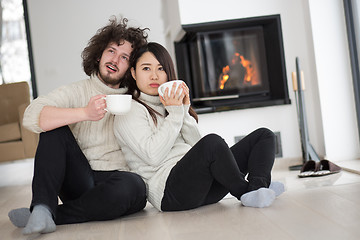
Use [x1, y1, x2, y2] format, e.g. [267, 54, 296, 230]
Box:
[219, 53, 256, 89]
[219, 66, 230, 89]
[239, 55, 254, 83]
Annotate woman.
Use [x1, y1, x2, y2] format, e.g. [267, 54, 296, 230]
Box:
[114, 42, 284, 212]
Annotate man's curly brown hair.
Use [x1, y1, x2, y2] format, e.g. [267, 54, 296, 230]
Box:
[81, 16, 149, 76]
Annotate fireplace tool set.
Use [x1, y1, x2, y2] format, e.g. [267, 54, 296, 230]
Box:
[290, 57, 321, 170]
[290, 57, 341, 177]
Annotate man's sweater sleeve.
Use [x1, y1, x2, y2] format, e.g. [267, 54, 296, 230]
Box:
[23, 84, 83, 133]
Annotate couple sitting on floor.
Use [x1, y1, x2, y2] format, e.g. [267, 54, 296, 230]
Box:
[8, 16, 284, 235]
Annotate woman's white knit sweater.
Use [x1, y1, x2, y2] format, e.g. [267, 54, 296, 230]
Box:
[114, 93, 202, 211]
[23, 74, 129, 171]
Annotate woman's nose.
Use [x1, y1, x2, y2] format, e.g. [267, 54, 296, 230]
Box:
[151, 71, 158, 80]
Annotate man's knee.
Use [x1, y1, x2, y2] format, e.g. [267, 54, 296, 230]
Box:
[124, 172, 146, 197]
[109, 172, 146, 200]
[39, 125, 72, 142]
[109, 172, 147, 214]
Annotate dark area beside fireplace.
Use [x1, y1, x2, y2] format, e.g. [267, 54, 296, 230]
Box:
[174, 14, 291, 113]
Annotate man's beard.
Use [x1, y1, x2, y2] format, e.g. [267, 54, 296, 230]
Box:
[98, 71, 122, 86]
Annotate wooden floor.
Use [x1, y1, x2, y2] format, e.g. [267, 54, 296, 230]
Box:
[1, 158, 360, 240]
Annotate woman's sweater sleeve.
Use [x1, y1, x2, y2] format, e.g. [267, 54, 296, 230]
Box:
[180, 105, 202, 146]
[114, 102, 185, 167]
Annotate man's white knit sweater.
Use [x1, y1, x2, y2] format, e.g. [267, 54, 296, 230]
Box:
[114, 93, 202, 211]
[23, 74, 129, 171]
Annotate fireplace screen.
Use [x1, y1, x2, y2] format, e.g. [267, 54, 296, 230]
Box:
[197, 27, 269, 99]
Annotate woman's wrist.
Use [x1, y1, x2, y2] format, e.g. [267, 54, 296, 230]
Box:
[165, 105, 185, 117]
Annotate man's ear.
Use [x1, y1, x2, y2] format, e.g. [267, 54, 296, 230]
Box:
[131, 67, 136, 80]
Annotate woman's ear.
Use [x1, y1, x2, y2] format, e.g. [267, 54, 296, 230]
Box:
[131, 67, 136, 81]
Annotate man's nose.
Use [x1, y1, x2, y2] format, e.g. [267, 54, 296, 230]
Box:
[111, 54, 119, 65]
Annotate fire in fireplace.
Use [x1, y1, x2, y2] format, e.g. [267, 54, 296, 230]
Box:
[174, 14, 290, 113]
[219, 52, 259, 90]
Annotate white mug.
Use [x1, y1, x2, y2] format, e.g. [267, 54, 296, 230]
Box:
[158, 80, 184, 97]
[104, 94, 132, 115]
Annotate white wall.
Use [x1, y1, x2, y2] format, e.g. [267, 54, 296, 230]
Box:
[171, 0, 360, 161]
[26, 0, 360, 161]
[27, 0, 166, 96]
[173, 0, 321, 160]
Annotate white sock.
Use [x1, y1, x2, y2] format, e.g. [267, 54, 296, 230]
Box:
[269, 181, 285, 197]
[240, 188, 276, 208]
[8, 208, 31, 228]
[22, 204, 56, 235]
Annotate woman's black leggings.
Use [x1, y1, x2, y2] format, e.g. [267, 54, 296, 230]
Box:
[31, 126, 147, 224]
[161, 128, 276, 211]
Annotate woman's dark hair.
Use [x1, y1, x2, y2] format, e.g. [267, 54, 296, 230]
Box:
[124, 42, 198, 124]
[81, 16, 149, 76]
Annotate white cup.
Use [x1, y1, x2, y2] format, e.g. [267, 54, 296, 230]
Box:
[158, 80, 184, 97]
[104, 94, 132, 115]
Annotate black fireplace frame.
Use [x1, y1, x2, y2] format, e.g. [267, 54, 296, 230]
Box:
[174, 14, 291, 113]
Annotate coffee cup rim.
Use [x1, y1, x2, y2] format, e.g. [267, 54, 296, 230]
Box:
[158, 80, 184, 96]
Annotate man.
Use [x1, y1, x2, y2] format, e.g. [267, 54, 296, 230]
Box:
[8, 17, 149, 235]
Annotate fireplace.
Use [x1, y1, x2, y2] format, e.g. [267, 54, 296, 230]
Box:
[174, 14, 291, 113]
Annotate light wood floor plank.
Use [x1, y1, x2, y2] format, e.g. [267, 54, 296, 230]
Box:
[1, 159, 360, 239]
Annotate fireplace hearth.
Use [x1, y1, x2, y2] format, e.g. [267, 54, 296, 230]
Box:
[174, 14, 291, 113]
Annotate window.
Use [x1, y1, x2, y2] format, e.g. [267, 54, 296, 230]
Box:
[344, 0, 360, 140]
[0, 0, 36, 98]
